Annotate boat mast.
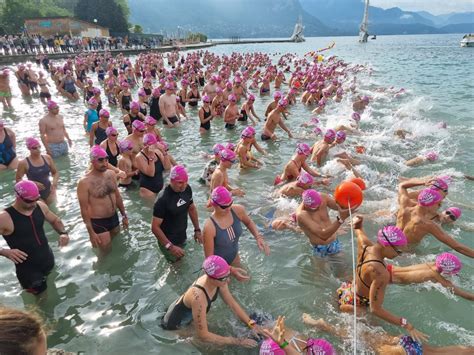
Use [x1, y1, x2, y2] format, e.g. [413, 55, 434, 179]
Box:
[359, 0, 369, 43]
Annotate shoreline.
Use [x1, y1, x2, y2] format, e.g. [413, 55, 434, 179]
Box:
[0, 38, 302, 65]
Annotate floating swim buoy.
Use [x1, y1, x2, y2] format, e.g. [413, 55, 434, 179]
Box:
[355, 145, 366, 154]
[348, 177, 366, 191]
[334, 181, 363, 208]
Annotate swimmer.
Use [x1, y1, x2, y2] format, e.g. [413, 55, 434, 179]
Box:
[239, 94, 260, 125]
[0, 180, 69, 294]
[224, 94, 240, 129]
[161, 255, 259, 348]
[199, 95, 214, 133]
[199, 143, 224, 186]
[117, 139, 138, 188]
[275, 143, 326, 185]
[262, 98, 293, 141]
[77, 146, 128, 255]
[277, 172, 315, 198]
[37, 71, 51, 104]
[159, 83, 180, 127]
[296, 189, 351, 257]
[396, 183, 474, 257]
[337, 216, 428, 343]
[0, 69, 13, 109]
[0, 120, 18, 170]
[89, 109, 112, 146]
[210, 148, 245, 197]
[151, 165, 201, 262]
[405, 151, 439, 167]
[265, 91, 282, 118]
[388, 252, 473, 301]
[16, 137, 58, 205]
[122, 101, 146, 134]
[135, 133, 170, 198]
[236, 126, 266, 169]
[38, 101, 72, 158]
[310, 129, 336, 166]
[303, 314, 473, 355]
[203, 187, 270, 280]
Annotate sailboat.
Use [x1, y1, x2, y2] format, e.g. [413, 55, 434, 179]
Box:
[359, 0, 369, 43]
[290, 16, 305, 43]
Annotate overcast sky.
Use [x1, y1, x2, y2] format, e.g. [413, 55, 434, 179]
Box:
[370, 0, 474, 15]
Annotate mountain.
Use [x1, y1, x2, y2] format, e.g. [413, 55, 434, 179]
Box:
[299, 0, 474, 35]
[128, 0, 335, 38]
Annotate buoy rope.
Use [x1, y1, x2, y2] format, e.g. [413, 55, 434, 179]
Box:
[347, 200, 357, 354]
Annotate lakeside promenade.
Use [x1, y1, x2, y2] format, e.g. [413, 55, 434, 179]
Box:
[0, 38, 296, 64]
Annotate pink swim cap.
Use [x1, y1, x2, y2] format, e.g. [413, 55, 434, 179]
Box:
[105, 126, 117, 136]
[145, 116, 157, 125]
[435, 252, 462, 275]
[143, 133, 157, 146]
[297, 171, 314, 187]
[216, 87, 223, 94]
[248, 94, 255, 101]
[336, 130, 346, 142]
[202, 95, 211, 103]
[90, 145, 108, 161]
[165, 82, 174, 90]
[377, 226, 407, 247]
[211, 186, 233, 206]
[88, 98, 98, 106]
[318, 99, 326, 107]
[311, 117, 320, 124]
[138, 88, 146, 97]
[97, 108, 109, 117]
[25, 137, 40, 150]
[202, 255, 230, 279]
[431, 177, 449, 193]
[306, 338, 335, 355]
[336, 88, 343, 96]
[296, 143, 311, 156]
[418, 188, 443, 207]
[259, 338, 285, 355]
[241, 126, 256, 138]
[170, 165, 188, 182]
[130, 101, 140, 110]
[47, 100, 58, 110]
[313, 127, 322, 135]
[92, 87, 101, 95]
[278, 98, 288, 108]
[132, 120, 146, 131]
[175, 96, 181, 102]
[234, 76, 242, 83]
[219, 148, 236, 162]
[228, 94, 237, 102]
[152, 88, 161, 96]
[225, 142, 235, 151]
[273, 91, 282, 100]
[14, 180, 40, 201]
[212, 143, 225, 155]
[362, 95, 369, 103]
[324, 129, 336, 142]
[424, 151, 438, 161]
[118, 139, 133, 152]
[445, 207, 461, 221]
[351, 112, 361, 122]
[302, 189, 322, 209]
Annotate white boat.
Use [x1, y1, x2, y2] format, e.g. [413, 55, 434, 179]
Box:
[359, 0, 369, 43]
[460, 34, 474, 47]
[290, 16, 305, 43]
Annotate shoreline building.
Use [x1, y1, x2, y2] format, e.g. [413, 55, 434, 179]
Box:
[24, 17, 110, 37]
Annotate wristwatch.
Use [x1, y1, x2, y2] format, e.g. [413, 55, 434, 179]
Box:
[400, 317, 408, 328]
[165, 242, 172, 250]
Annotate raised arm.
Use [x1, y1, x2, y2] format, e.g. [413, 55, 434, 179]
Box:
[427, 223, 474, 258]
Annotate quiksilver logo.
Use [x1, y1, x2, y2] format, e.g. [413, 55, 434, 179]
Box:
[177, 198, 186, 207]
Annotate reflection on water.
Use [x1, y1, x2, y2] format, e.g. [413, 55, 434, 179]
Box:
[0, 34, 473, 354]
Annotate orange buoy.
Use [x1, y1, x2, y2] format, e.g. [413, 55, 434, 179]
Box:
[348, 177, 366, 191]
[334, 181, 363, 208]
[355, 145, 366, 154]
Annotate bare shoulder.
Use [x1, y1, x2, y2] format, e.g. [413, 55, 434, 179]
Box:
[232, 204, 247, 216]
[36, 200, 49, 214]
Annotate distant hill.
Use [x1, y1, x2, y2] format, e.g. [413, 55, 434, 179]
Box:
[299, 0, 474, 35]
[128, 0, 335, 38]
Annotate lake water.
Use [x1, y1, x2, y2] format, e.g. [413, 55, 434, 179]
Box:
[0, 33, 473, 354]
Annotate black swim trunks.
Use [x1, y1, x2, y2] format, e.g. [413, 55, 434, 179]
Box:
[261, 134, 271, 141]
[225, 123, 235, 129]
[91, 212, 120, 234]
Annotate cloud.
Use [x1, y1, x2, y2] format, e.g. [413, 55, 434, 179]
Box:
[370, 0, 474, 15]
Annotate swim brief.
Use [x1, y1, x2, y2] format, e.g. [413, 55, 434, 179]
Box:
[261, 134, 271, 141]
[336, 281, 370, 307]
[48, 141, 68, 158]
[91, 212, 119, 234]
[312, 238, 341, 257]
[225, 123, 235, 129]
[399, 335, 423, 355]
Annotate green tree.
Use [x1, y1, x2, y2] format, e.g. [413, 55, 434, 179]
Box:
[74, 0, 129, 33]
[0, 0, 70, 34]
[132, 25, 143, 34]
